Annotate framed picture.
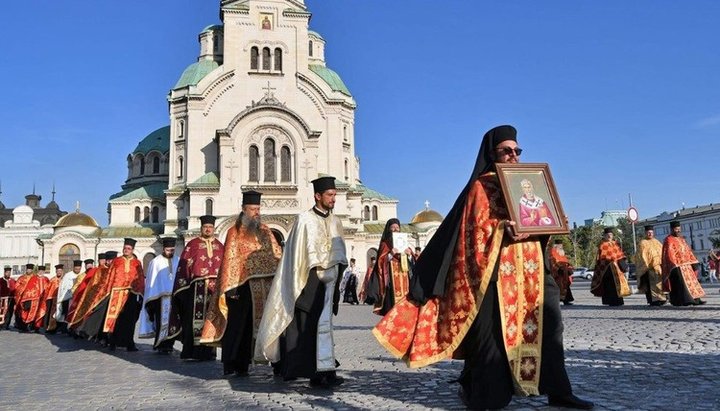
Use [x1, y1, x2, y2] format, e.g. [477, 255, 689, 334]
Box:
[495, 162, 569, 235]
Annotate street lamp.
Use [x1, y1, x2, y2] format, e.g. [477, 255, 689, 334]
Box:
[35, 238, 45, 266]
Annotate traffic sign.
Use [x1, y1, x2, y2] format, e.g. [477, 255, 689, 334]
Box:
[627, 206, 639, 223]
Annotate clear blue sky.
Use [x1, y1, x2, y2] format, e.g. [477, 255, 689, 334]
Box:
[1, 1, 719, 226]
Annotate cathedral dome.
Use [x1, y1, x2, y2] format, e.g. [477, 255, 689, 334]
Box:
[54, 210, 99, 228]
[410, 202, 443, 226]
[174, 60, 220, 90]
[132, 126, 170, 155]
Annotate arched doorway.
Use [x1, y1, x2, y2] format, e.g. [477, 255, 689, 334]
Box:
[271, 229, 285, 249]
[59, 243, 81, 271]
[143, 253, 156, 270]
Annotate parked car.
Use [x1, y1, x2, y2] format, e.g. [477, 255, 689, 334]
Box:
[571, 267, 594, 280]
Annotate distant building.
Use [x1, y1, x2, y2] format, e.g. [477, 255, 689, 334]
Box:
[640, 203, 720, 257]
[0, 191, 65, 274]
[584, 210, 627, 227]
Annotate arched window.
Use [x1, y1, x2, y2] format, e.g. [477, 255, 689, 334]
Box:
[143, 253, 156, 270]
[249, 145, 259, 181]
[262, 47, 271, 70]
[274, 48, 282, 71]
[134, 207, 141, 223]
[152, 156, 160, 174]
[205, 198, 213, 215]
[280, 146, 291, 182]
[250, 47, 259, 70]
[138, 155, 145, 176]
[178, 120, 184, 139]
[371, 205, 378, 221]
[143, 206, 150, 223]
[213, 35, 218, 52]
[264, 139, 276, 182]
[177, 156, 184, 179]
[343, 125, 348, 141]
[363, 206, 370, 221]
[151, 206, 159, 223]
[309, 40, 313, 57]
[344, 159, 349, 181]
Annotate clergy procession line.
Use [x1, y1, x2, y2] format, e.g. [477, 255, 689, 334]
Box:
[0, 125, 713, 410]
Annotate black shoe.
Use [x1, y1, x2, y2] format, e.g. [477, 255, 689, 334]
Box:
[548, 393, 594, 409]
[234, 371, 249, 377]
[695, 299, 707, 305]
[108, 344, 116, 351]
[649, 300, 666, 306]
[326, 374, 344, 386]
[309, 377, 324, 387]
[562, 301, 574, 306]
[127, 345, 139, 352]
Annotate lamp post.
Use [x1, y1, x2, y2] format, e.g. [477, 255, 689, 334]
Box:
[35, 238, 45, 267]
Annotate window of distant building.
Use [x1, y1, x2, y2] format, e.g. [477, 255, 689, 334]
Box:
[205, 199, 213, 215]
[264, 139, 276, 182]
[134, 207, 141, 223]
[143, 206, 150, 223]
[151, 206, 159, 223]
[262, 47, 271, 70]
[152, 157, 160, 174]
[372, 205, 378, 221]
[309, 40, 313, 57]
[280, 146, 291, 182]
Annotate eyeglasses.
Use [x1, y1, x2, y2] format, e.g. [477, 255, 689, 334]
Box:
[496, 147, 523, 156]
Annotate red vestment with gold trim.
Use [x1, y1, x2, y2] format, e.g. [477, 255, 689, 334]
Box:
[373, 173, 545, 395]
[661, 235, 704, 299]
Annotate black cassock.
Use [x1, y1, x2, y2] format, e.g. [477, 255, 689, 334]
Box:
[342, 274, 358, 304]
[668, 268, 698, 306]
[109, 295, 142, 349]
[222, 283, 254, 375]
[144, 299, 174, 351]
[278, 267, 343, 379]
[174, 290, 216, 360]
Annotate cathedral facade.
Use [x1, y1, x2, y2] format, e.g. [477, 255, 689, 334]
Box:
[27, 0, 442, 278]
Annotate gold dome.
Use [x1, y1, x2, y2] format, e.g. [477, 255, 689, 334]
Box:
[54, 211, 99, 228]
[410, 208, 443, 224]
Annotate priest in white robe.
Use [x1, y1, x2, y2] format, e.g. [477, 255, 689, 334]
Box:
[255, 176, 348, 388]
[139, 237, 179, 353]
[54, 260, 81, 333]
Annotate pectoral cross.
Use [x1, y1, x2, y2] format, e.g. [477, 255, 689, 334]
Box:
[225, 158, 240, 185]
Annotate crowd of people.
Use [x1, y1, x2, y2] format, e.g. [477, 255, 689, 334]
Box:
[3, 125, 717, 410]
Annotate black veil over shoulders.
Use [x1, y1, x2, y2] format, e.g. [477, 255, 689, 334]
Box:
[408, 125, 517, 304]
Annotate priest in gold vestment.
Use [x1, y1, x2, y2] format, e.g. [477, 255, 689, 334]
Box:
[635, 225, 666, 306]
[200, 190, 281, 376]
[372, 125, 593, 410]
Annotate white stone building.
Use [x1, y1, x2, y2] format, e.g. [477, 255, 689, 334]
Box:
[34, 0, 442, 275]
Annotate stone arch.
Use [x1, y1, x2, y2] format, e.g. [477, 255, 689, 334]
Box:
[58, 243, 81, 271]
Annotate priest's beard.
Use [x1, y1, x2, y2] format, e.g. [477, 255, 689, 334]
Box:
[241, 213, 261, 234]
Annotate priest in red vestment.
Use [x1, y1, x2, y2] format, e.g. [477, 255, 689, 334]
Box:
[662, 220, 706, 306]
[14, 264, 46, 332]
[103, 238, 144, 351]
[42, 264, 64, 333]
[1, 267, 17, 330]
[364, 218, 412, 315]
[68, 252, 116, 341]
[547, 239, 574, 305]
[164, 215, 224, 360]
[200, 191, 282, 376]
[590, 228, 631, 306]
[372, 125, 593, 410]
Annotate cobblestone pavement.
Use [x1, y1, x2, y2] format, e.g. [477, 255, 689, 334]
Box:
[1, 281, 719, 410]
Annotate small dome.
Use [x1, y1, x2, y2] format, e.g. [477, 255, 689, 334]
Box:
[132, 126, 170, 155]
[55, 211, 99, 228]
[411, 209, 443, 224]
[13, 205, 33, 214]
[46, 200, 60, 210]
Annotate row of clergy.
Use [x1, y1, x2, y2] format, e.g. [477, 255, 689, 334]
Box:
[0, 177, 404, 386]
[545, 223, 707, 309]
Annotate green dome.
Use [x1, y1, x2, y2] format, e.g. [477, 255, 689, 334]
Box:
[202, 24, 223, 33]
[174, 60, 220, 90]
[308, 65, 352, 96]
[132, 126, 170, 155]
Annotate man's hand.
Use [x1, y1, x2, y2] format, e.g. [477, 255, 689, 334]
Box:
[504, 220, 529, 241]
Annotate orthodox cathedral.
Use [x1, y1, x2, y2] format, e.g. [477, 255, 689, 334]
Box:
[2, 0, 441, 275]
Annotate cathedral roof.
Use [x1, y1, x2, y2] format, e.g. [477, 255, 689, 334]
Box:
[132, 126, 170, 155]
[109, 182, 167, 202]
[202, 24, 223, 33]
[174, 60, 220, 90]
[308, 30, 324, 40]
[410, 209, 443, 224]
[188, 172, 220, 188]
[355, 184, 396, 202]
[54, 210, 100, 228]
[309, 65, 352, 96]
